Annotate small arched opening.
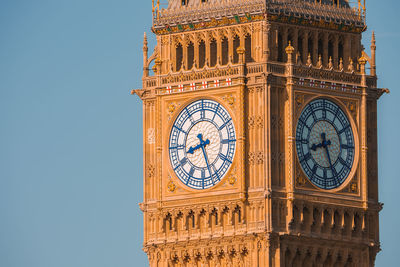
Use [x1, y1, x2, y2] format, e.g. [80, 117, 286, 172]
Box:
[176, 43, 183, 71]
[210, 39, 217, 67]
[233, 35, 240, 63]
[221, 36, 229, 65]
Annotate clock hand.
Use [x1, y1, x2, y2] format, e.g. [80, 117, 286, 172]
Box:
[196, 134, 213, 180]
[187, 143, 202, 154]
[321, 132, 326, 142]
[311, 132, 331, 151]
[187, 134, 210, 154]
[311, 143, 323, 151]
[200, 144, 213, 181]
[322, 134, 338, 181]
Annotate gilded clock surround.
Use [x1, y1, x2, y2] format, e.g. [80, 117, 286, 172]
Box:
[134, 0, 386, 266]
[294, 95, 360, 193]
[167, 96, 239, 192]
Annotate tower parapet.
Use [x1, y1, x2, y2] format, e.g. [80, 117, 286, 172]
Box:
[152, 0, 365, 35]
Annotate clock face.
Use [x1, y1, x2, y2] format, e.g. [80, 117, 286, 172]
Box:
[169, 99, 236, 190]
[295, 98, 355, 190]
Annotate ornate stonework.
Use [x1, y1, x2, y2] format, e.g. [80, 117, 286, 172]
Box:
[134, 0, 386, 266]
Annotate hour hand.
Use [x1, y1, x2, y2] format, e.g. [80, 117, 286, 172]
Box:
[311, 143, 323, 151]
[187, 144, 201, 154]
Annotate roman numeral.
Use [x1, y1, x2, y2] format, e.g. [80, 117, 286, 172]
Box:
[219, 153, 232, 163]
[341, 144, 354, 150]
[338, 157, 351, 169]
[301, 153, 312, 163]
[338, 124, 350, 135]
[188, 167, 195, 177]
[180, 157, 188, 166]
[219, 118, 232, 131]
[174, 125, 187, 134]
[299, 118, 311, 130]
[169, 145, 185, 150]
[221, 139, 236, 144]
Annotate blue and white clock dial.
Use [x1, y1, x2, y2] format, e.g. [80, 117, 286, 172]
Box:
[295, 98, 355, 190]
[169, 99, 236, 190]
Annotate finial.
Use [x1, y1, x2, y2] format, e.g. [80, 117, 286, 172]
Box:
[307, 53, 312, 66]
[317, 55, 322, 68]
[371, 31, 376, 47]
[296, 51, 301, 65]
[328, 57, 333, 69]
[359, 56, 367, 75]
[285, 41, 294, 54]
[143, 32, 148, 47]
[358, 56, 368, 66]
[236, 47, 245, 55]
[339, 58, 344, 71]
[348, 58, 354, 72]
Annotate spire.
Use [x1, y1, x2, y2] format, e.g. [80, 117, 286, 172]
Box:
[143, 32, 148, 50]
[143, 32, 149, 77]
[370, 31, 376, 76]
[371, 31, 376, 48]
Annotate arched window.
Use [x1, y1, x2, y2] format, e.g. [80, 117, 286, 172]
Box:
[176, 43, 183, 71]
[288, 33, 294, 46]
[245, 34, 253, 63]
[328, 39, 334, 62]
[221, 37, 229, 65]
[338, 39, 344, 62]
[278, 33, 283, 62]
[318, 38, 324, 61]
[199, 40, 206, 68]
[187, 42, 194, 70]
[181, 0, 189, 6]
[298, 34, 304, 61]
[233, 35, 240, 64]
[308, 35, 314, 61]
[210, 39, 217, 67]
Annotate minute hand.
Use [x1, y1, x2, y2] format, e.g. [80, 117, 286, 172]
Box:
[324, 144, 336, 176]
[200, 145, 213, 182]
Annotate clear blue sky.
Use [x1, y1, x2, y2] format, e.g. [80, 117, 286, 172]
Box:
[0, 1, 398, 266]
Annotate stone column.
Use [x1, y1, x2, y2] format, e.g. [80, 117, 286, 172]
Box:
[282, 27, 288, 62]
[217, 33, 222, 65]
[333, 35, 339, 68]
[194, 38, 199, 69]
[303, 31, 309, 65]
[344, 34, 351, 68]
[323, 32, 329, 67]
[182, 42, 188, 70]
[205, 36, 211, 67]
[313, 31, 319, 65]
[293, 28, 299, 56]
[228, 30, 234, 63]
[263, 21, 271, 62]
[359, 56, 368, 210]
[273, 27, 279, 61]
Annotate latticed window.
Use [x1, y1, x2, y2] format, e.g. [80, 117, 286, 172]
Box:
[210, 39, 217, 67]
[187, 42, 194, 70]
[245, 34, 253, 63]
[199, 40, 206, 68]
[233, 35, 240, 64]
[221, 37, 229, 65]
[176, 44, 183, 71]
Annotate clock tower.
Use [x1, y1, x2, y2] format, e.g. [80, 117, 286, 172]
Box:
[133, 0, 387, 266]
